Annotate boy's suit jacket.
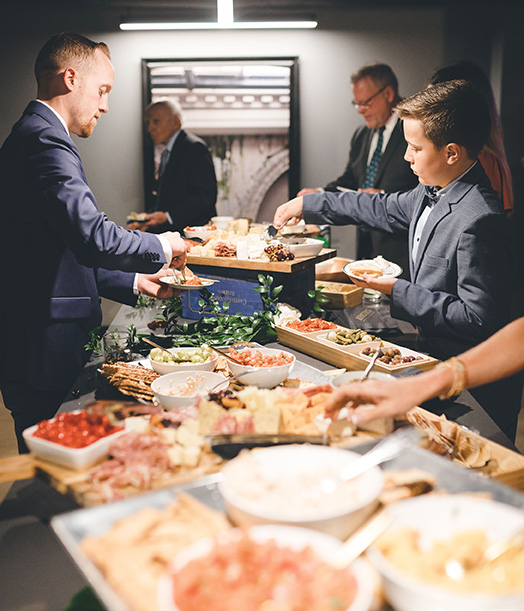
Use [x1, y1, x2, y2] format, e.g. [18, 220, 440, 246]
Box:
[0, 101, 167, 392]
[304, 161, 513, 359]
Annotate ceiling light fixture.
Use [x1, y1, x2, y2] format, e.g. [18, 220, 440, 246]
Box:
[120, 0, 318, 31]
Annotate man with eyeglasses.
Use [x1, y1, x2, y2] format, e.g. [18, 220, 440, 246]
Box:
[298, 63, 417, 273]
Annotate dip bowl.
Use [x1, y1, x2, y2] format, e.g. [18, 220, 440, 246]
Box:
[367, 494, 524, 611]
[219, 444, 384, 540]
[151, 371, 227, 410]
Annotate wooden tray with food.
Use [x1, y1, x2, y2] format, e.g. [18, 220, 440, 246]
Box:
[315, 280, 364, 309]
[402, 407, 524, 491]
[187, 248, 336, 273]
[276, 320, 438, 372]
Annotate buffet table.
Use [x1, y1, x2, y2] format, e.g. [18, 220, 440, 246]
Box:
[0, 301, 521, 610]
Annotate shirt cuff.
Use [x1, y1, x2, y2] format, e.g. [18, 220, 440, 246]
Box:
[133, 273, 139, 295]
[157, 234, 173, 268]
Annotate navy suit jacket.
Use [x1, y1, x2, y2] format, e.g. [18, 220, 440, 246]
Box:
[305, 162, 514, 359]
[149, 129, 217, 233]
[324, 120, 418, 273]
[0, 101, 167, 392]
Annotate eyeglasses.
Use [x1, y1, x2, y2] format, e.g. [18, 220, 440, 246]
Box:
[352, 85, 387, 109]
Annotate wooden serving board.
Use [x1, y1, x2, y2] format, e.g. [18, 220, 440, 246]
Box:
[187, 248, 336, 273]
[407, 407, 524, 492]
[0, 451, 223, 507]
[276, 324, 438, 373]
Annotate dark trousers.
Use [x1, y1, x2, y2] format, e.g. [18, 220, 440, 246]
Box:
[0, 379, 70, 453]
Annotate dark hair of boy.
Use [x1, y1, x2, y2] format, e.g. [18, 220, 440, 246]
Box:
[396, 79, 490, 159]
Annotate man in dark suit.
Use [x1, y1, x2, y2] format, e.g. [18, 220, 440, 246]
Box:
[299, 64, 418, 273]
[0, 33, 187, 451]
[275, 80, 521, 440]
[129, 99, 217, 234]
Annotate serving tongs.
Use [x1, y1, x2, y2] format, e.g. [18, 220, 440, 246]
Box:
[261, 219, 291, 240]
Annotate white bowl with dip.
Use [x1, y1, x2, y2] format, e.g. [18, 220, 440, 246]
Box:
[367, 494, 524, 611]
[219, 444, 384, 540]
[151, 371, 227, 410]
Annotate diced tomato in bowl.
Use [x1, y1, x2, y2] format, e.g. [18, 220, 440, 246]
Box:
[227, 346, 295, 388]
[23, 410, 126, 470]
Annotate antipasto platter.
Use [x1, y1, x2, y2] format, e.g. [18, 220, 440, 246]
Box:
[276, 318, 439, 373]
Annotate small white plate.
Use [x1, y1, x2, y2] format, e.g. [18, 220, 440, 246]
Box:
[344, 258, 402, 280]
[160, 277, 217, 290]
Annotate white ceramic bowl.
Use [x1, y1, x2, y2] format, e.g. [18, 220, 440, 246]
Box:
[367, 494, 524, 611]
[275, 237, 324, 258]
[149, 347, 218, 376]
[22, 417, 126, 470]
[151, 371, 227, 410]
[330, 370, 395, 389]
[211, 215, 234, 230]
[158, 524, 375, 611]
[227, 347, 295, 388]
[184, 225, 219, 240]
[219, 445, 384, 540]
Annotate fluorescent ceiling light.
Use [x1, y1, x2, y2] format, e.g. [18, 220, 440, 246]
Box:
[120, 0, 317, 31]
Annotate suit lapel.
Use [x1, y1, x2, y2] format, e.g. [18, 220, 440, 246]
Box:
[357, 128, 374, 180]
[411, 167, 479, 279]
[156, 130, 186, 206]
[408, 187, 429, 278]
[412, 199, 452, 279]
[375, 121, 402, 184]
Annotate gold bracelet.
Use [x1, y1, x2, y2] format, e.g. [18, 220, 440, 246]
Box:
[436, 357, 468, 400]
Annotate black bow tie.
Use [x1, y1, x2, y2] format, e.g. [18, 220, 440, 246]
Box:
[425, 185, 441, 206]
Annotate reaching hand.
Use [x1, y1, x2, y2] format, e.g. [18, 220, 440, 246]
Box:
[297, 187, 322, 197]
[161, 231, 187, 269]
[273, 197, 304, 228]
[324, 377, 423, 426]
[136, 269, 181, 299]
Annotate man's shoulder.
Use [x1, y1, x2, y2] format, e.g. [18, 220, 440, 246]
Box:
[180, 129, 208, 147]
[351, 124, 371, 141]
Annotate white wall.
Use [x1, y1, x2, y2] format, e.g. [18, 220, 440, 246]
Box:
[0, 7, 444, 257]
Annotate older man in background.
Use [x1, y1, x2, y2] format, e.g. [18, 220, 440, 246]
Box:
[299, 63, 418, 272]
[130, 99, 217, 234]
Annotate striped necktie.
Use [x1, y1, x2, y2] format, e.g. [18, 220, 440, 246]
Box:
[361, 126, 385, 189]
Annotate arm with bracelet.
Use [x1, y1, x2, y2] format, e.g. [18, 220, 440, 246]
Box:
[323, 317, 524, 426]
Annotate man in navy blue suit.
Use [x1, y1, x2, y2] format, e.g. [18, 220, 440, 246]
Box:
[0, 32, 187, 451]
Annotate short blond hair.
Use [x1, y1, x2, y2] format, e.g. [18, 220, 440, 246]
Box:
[35, 32, 110, 87]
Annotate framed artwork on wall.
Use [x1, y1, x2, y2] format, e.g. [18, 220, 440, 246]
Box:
[142, 57, 299, 222]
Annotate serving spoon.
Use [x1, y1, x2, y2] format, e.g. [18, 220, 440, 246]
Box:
[360, 348, 381, 382]
[445, 526, 524, 580]
[142, 337, 174, 360]
[318, 426, 422, 495]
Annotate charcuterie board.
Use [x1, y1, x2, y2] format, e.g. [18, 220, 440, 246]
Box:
[276, 323, 439, 373]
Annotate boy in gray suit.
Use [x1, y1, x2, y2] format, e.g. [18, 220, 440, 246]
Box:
[274, 80, 520, 440]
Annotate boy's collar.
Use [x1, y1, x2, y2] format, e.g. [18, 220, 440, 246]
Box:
[435, 160, 477, 195]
